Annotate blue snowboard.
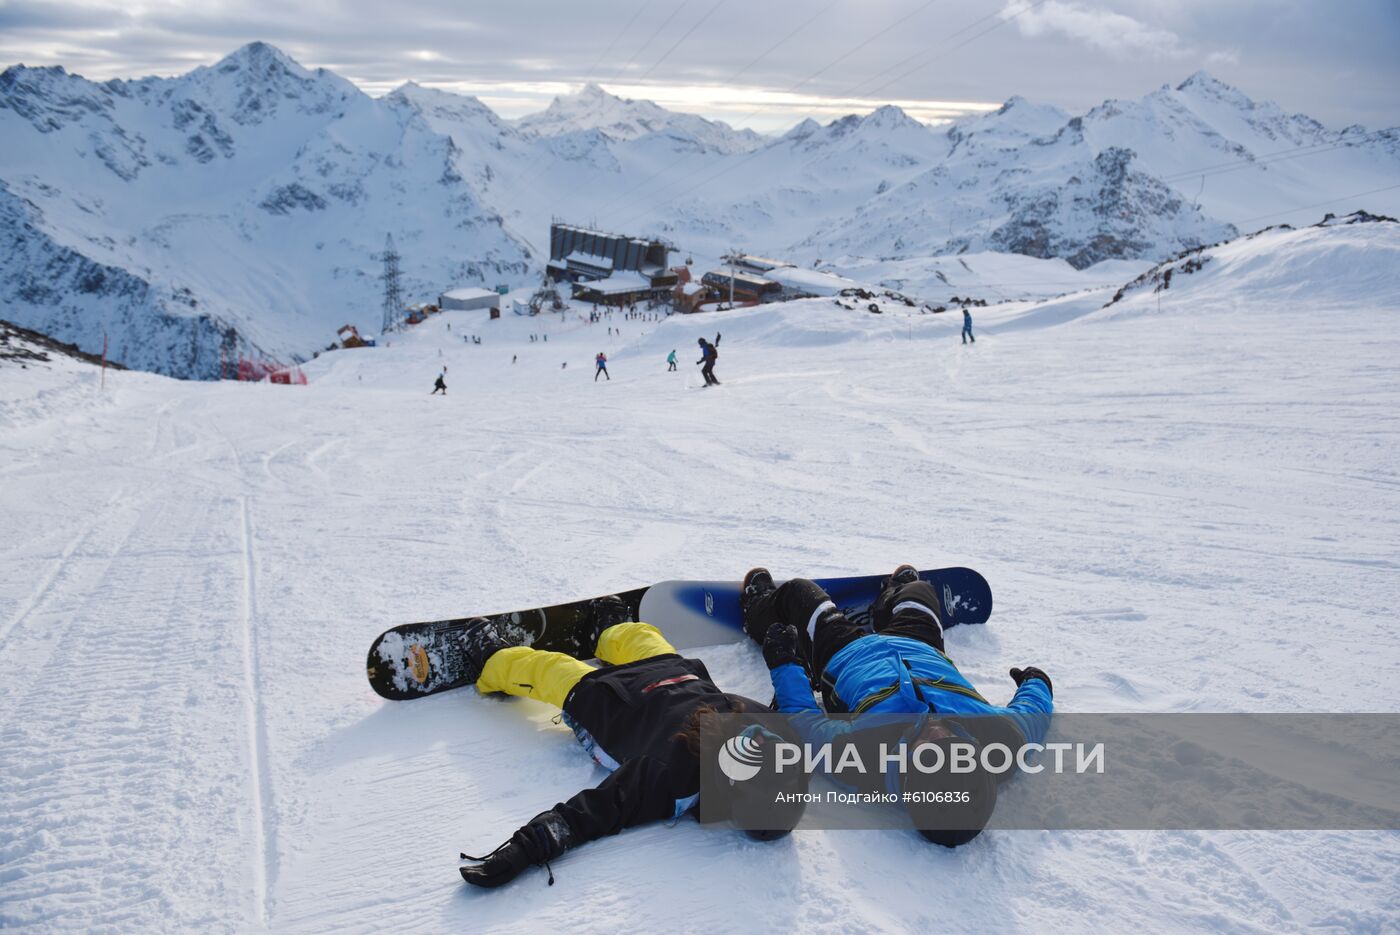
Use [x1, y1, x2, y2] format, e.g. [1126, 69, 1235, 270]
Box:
[366, 567, 990, 700]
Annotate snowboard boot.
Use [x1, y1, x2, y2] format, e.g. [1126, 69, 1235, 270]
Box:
[577, 595, 632, 658]
[461, 617, 516, 685]
[740, 567, 777, 643]
[872, 564, 941, 634]
[884, 564, 920, 590]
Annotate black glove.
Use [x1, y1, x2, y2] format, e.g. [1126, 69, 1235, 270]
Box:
[1009, 666, 1053, 697]
[460, 810, 573, 888]
[762, 623, 805, 671]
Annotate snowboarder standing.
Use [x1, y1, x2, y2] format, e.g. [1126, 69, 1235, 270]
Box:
[431, 373, 447, 395]
[696, 333, 721, 385]
[456, 600, 804, 888]
[666, 349, 677, 372]
[740, 565, 1053, 846]
[594, 352, 609, 382]
[962, 308, 975, 344]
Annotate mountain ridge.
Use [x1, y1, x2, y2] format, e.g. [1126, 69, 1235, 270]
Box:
[2, 44, 1397, 378]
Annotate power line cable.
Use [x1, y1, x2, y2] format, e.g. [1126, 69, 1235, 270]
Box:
[506, 1, 656, 206]
[1233, 183, 1400, 225]
[613, 0, 1037, 226]
[608, 0, 690, 84]
[726, 0, 842, 86]
[583, 0, 848, 219]
[1160, 129, 1394, 183]
[838, 1, 1021, 100]
[584, 0, 651, 82]
[512, 0, 731, 204]
[633, 0, 731, 85]
[859, 0, 1048, 100]
[594, 0, 945, 220]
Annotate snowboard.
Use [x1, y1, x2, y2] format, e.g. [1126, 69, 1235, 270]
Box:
[366, 567, 991, 701]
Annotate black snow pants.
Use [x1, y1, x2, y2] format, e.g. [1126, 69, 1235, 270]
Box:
[743, 577, 945, 676]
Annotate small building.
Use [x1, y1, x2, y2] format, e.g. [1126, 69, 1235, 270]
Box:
[336, 324, 370, 348]
[572, 271, 653, 307]
[701, 269, 782, 303]
[673, 280, 711, 313]
[439, 287, 502, 313]
[404, 304, 435, 325]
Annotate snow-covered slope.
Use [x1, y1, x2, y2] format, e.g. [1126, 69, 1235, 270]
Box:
[827, 251, 1153, 303]
[2, 215, 1397, 932]
[1101, 211, 1400, 315]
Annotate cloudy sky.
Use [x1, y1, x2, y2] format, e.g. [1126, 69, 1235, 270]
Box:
[1, 0, 1397, 131]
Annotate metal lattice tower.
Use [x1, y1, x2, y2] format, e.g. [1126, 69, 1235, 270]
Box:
[380, 234, 404, 335]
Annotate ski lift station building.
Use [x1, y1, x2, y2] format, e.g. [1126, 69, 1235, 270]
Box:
[438, 287, 502, 313]
[546, 222, 679, 304]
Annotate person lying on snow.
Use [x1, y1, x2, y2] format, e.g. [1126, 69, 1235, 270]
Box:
[457, 598, 804, 889]
[739, 564, 1054, 847]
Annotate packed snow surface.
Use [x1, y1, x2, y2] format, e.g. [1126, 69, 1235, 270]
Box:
[1, 221, 1398, 931]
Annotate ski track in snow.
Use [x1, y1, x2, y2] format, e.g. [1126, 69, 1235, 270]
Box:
[2, 228, 1399, 931]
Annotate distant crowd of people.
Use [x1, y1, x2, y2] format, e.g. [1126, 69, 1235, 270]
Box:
[429, 301, 977, 396]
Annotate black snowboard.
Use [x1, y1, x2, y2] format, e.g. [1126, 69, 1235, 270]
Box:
[366, 567, 991, 700]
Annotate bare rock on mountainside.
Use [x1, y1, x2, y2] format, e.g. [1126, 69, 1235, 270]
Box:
[1, 317, 128, 368]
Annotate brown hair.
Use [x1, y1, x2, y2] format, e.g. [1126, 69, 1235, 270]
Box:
[675, 699, 748, 756]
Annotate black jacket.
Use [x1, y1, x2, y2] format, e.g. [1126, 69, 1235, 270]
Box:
[554, 654, 764, 845]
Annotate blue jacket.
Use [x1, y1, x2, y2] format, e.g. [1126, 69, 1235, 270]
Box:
[769, 634, 1052, 748]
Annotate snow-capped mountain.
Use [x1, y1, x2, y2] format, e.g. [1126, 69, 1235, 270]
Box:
[809, 108, 1238, 269]
[0, 42, 534, 378]
[2, 42, 1397, 378]
[726, 73, 1397, 269]
[517, 82, 763, 154]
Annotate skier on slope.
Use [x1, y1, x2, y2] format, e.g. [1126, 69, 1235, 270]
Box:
[594, 351, 609, 382]
[431, 373, 447, 395]
[696, 333, 721, 385]
[456, 600, 805, 889]
[740, 565, 1054, 846]
[962, 308, 975, 344]
[666, 349, 678, 372]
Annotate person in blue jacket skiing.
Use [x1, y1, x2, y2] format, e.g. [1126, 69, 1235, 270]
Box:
[962, 308, 975, 344]
[666, 349, 678, 372]
[739, 564, 1053, 846]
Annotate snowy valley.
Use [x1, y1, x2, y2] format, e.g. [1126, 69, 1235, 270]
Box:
[2, 42, 1398, 378]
